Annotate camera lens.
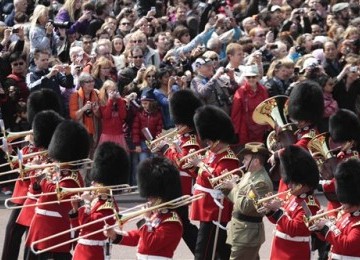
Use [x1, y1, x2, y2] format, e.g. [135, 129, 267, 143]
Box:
[84, 109, 93, 117]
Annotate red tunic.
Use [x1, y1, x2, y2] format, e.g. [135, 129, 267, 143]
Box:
[11, 145, 40, 205]
[316, 210, 360, 258]
[16, 151, 49, 227]
[267, 193, 320, 260]
[163, 132, 200, 195]
[190, 147, 240, 222]
[25, 169, 84, 253]
[278, 127, 318, 195]
[119, 210, 183, 258]
[72, 197, 119, 260]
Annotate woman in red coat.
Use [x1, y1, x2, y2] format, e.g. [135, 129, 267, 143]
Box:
[231, 65, 269, 145]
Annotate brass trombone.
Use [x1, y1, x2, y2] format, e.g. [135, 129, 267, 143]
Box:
[304, 206, 343, 228]
[0, 150, 48, 169]
[2, 129, 33, 143]
[209, 166, 245, 189]
[30, 194, 205, 255]
[5, 184, 137, 209]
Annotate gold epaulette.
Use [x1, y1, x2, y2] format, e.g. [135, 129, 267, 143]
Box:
[97, 199, 115, 212]
[60, 171, 82, 188]
[182, 135, 200, 148]
[306, 195, 319, 207]
[301, 129, 317, 139]
[162, 212, 182, 225]
[219, 149, 239, 162]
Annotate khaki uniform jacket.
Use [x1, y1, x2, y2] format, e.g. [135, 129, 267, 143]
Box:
[226, 167, 273, 247]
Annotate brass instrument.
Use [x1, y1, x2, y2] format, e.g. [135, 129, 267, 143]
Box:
[0, 158, 93, 184]
[30, 194, 205, 255]
[142, 127, 179, 152]
[178, 146, 210, 164]
[5, 184, 138, 209]
[252, 95, 296, 153]
[1, 129, 33, 143]
[307, 132, 340, 180]
[254, 189, 291, 206]
[209, 166, 245, 189]
[0, 150, 48, 169]
[305, 206, 343, 229]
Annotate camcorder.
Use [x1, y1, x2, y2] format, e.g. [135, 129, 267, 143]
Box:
[48, 19, 72, 29]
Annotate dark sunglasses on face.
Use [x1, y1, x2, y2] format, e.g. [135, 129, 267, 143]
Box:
[132, 55, 143, 59]
[12, 62, 24, 66]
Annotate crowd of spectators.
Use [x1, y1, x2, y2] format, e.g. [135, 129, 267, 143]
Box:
[1, 0, 360, 193]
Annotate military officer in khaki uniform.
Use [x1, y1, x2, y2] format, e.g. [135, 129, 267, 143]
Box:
[222, 142, 273, 260]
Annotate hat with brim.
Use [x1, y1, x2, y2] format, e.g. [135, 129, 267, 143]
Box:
[243, 65, 259, 77]
[192, 57, 213, 71]
[300, 57, 319, 73]
[332, 2, 349, 13]
[238, 142, 270, 158]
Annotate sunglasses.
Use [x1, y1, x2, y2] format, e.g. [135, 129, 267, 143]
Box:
[12, 62, 24, 66]
[121, 22, 130, 25]
[132, 40, 143, 43]
[246, 76, 257, 79]
[210, 57, 218, 61]
[132, 55, 143, 59]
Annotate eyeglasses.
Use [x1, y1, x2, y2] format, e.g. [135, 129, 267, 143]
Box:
[132, 39, 143, 44]
[132, 55, 143, 59]
[121, 22, 130, 25]
[12, 62, 24, 66]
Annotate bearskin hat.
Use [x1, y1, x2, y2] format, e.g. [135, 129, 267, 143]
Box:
[170, 89, 203, 129]
[288, 80, 324, 124]
[48, 120, 90, 162]
[137, 157, 182, 202]
[32, 110, 64, 149]
[194, 105, 236, 144]
[329, 109, 360, 143]
[280, 145, 319, 190]
[91, 142, 130, 186]
[335, 158, 360, 205]
[27, 89, 62, 125]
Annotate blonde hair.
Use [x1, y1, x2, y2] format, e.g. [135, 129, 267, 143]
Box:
[91, 57, 113, 78]
[266, 58, 294, 78]
[29, 5, 48, 26]
[343, 26, 359, 40]
[61, 0, 78, 22]
[99, 80, 117, 106]
[141, 65, 157, 90]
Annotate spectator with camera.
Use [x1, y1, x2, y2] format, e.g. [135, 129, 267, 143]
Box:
[26, 49, 74, 117]
[86, 0, 112, 38]
[4, 0, 27, 27]
[69, 72, 100, 157]
[323, 40, 343, 78]
[29, 5, 66, 58]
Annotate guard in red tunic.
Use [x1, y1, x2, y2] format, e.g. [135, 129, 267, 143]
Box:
[188, 105, 240, 260]
[2, 89, 62, 260]
[263, 145, 321, 260]
[312, 158, 360, 259]
[71, 142, 130, 260]
[270, 80, 324, 196]
[160, 89, 202, 255]
[104, 157, 183, 259]
[25, 121, 90, 260]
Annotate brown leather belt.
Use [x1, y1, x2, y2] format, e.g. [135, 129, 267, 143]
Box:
[233, 212, 262, 223]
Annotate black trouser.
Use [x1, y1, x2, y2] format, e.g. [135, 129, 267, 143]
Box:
[2, 207, 27, 260]
[176, 206, 199, 255]
[25, 250, 72, 260]
[195, 221, 230, 260]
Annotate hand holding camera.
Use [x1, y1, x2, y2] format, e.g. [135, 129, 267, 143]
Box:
[45, 22, 54, 35]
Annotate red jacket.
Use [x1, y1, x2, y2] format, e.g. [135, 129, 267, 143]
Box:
[231, 81, 269, 145]
[72, 197, 119, 260]
[131, 109, 163, 145]
[119, 210, 183, 258]
[190, 147, 240, 222]
[267, 193, 320, 260]
[11, 145, 41, 205]
[99, 98, 127, 135]
[25, 169, 84, 253]
[316, 210, 360, 258]
[164, 132, 200, 195]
